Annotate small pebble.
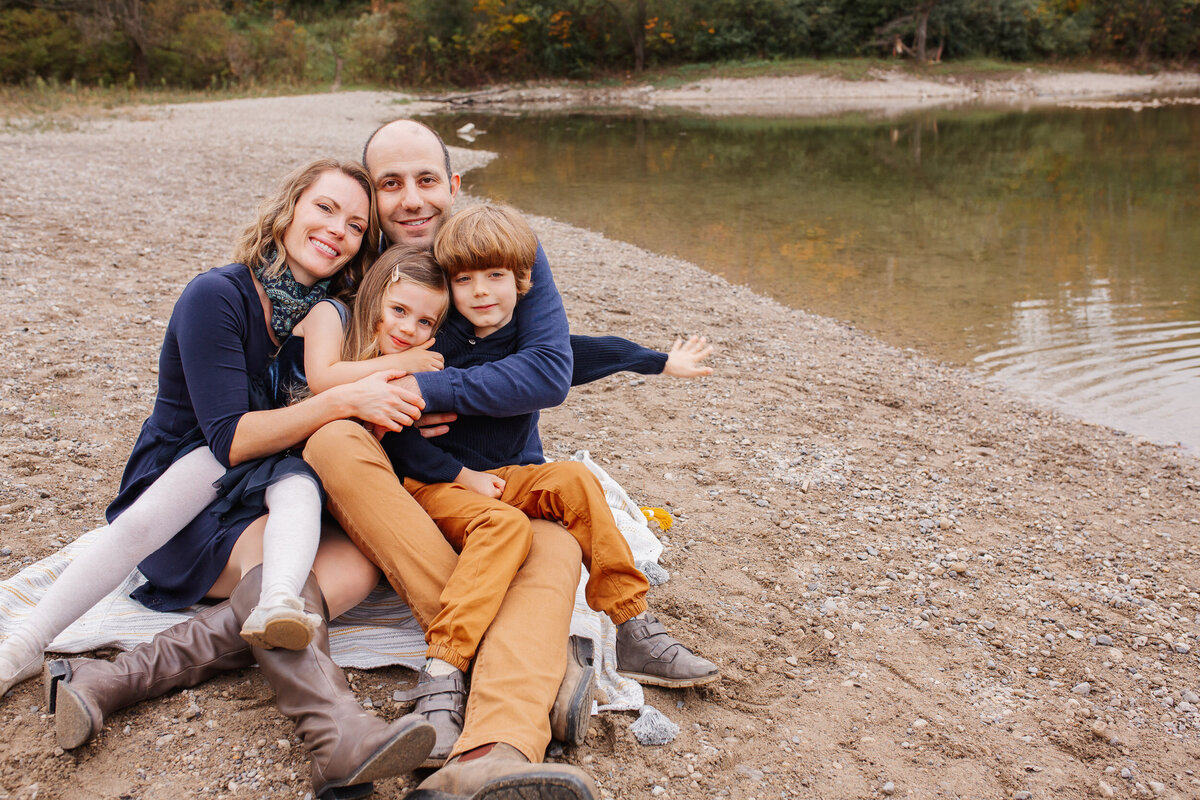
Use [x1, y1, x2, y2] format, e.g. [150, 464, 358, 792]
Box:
[881, 781, 895, 795]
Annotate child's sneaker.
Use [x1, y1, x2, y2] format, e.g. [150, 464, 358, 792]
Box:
[616, 612, 719, 689]
[239, 596, 321, 650]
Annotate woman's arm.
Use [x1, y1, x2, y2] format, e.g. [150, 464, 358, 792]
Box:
[297, 302, 443, 395]
[174, 273, 424, 467]
[228, 371, 423, 464]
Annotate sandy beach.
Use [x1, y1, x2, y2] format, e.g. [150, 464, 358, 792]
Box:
[2, 72, 1200, 799]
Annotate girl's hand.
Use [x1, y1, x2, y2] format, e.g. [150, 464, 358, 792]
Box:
[337, 370, 425, 432]
[456, 467, 505, 499]
[663, 335, 714, 378]
[384, 340, 444, 374]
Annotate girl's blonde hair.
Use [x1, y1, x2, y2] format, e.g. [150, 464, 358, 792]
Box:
[233, 159, 379, 302]
[433, 204, 536, 295]
[343, 245, 449, 362]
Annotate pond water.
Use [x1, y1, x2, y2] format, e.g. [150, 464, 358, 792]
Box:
[429, 103, 1200, 452]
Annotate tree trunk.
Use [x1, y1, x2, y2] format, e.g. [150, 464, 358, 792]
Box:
[914, 1, 935, 63]
[633, 0, 646, 73]
[129, 38, 149, 86]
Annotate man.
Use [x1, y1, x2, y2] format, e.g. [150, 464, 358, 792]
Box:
[303, 119, 598, 800]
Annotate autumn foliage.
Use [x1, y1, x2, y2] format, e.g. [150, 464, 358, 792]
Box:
[0, 1, 1196, 89]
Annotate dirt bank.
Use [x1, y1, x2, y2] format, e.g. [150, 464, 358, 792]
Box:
[1, 88, 1199, 800]
[410, 67, 1200, 117]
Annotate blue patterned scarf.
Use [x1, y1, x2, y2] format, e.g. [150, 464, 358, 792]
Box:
[253, 261, 331, 342]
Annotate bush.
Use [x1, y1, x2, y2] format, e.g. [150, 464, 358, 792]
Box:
[0, 9, 83, 83]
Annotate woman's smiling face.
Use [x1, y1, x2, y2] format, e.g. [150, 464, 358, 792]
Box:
[282, 170, 371, 286]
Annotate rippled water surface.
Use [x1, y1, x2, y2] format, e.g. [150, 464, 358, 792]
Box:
[431, 104, 1200, 451]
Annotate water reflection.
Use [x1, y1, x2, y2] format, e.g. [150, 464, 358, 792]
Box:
[428, 105, 1200, 450]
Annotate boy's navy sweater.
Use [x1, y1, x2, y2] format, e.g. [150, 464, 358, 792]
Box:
[413, 242, 572, 419]
[381, 323, 668, 484]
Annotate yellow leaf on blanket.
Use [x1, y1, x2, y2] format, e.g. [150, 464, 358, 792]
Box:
[640, 506, 673, 531]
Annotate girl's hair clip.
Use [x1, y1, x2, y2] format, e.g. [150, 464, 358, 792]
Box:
[391, 264, 401, 283]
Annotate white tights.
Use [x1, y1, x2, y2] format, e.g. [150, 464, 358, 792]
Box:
[0, 452, 325, 682]
[0, 446, 225, 679]
[257, 473, 322, 609]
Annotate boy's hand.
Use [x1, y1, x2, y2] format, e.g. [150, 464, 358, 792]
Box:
[456, 467, 505, 499]
[663, 335, 714, 378]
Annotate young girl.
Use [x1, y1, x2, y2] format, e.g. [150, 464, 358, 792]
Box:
[306, 226, 716, 763]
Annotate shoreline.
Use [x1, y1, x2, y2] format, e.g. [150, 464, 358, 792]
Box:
[0, 90, 1198, 799]
[405, 67, 1200, 118]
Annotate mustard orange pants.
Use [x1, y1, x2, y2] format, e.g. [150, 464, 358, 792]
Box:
[303, 420, 582, 763]
[406, 461, 649, 672]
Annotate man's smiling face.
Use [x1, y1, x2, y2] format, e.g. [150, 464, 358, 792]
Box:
[365, 121, 460, 249]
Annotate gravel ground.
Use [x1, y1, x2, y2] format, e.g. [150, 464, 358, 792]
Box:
[1, 78, 1199, 800]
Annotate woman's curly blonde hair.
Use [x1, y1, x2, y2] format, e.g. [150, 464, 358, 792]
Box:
[233, 159, 379, 302]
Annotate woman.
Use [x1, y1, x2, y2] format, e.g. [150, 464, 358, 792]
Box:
[0, 160, 434, 800]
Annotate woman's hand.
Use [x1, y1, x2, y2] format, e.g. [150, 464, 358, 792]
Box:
[335, 370, 425, 432]
[383, 340, 444, 374]
[663, 335, 714, 378]
[456, 467, 505, 499]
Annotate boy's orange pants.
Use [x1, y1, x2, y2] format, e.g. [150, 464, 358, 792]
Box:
[303, 420, 584, 763]
[406, 460, 649, 672]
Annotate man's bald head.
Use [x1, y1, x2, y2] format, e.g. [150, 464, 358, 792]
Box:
[363, 119, 452, 181]
[363, 119, 461, 248]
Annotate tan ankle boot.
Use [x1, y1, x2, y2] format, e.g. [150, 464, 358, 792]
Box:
[230, 566, 434, 799]
[409, 742, 598, 800]
[45, 598, 254, 749]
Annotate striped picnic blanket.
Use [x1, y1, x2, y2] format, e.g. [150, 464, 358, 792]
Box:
[0, 451, 663, 713]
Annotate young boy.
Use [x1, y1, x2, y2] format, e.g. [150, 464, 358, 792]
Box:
[382, 204, 718, 759]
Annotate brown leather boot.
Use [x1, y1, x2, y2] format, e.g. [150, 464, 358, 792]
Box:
[45, 598, 254, 750]
[549, 635, 595, 746]
[407, 742, 597, 800]
[230, 566, 435, 799]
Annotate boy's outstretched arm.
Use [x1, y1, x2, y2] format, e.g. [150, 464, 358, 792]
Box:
[570, 334, 714, 386]
[413, 242, 572, 417]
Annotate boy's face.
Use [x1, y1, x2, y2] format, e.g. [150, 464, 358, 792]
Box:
[451, 268, 519, 338]
[375, 281, 446, 354]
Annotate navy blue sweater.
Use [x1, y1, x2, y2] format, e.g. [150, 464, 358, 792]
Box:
[413, 242, 572, 419]
[381, 325, 668, 483]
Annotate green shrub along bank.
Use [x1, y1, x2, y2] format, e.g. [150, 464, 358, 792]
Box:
[1, 0, 1197, 90]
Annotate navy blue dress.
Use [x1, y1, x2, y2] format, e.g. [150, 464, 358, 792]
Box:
[106, 264, 319, 612]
